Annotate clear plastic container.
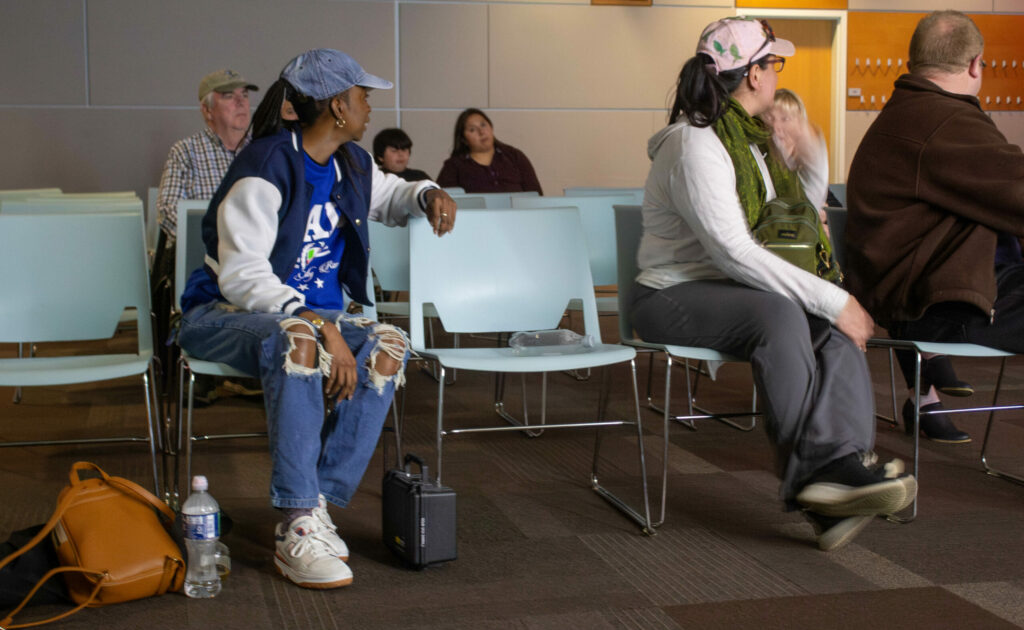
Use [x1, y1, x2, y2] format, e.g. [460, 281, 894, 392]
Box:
[508, 329, 595, 356]
[182, 475, 222, 598]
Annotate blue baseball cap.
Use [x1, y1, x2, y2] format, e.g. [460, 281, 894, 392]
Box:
[280, 48, 393, 100]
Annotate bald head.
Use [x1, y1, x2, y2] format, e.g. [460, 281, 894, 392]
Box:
[908, 11, 984, 78]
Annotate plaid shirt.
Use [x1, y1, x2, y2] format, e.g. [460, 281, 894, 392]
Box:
[157, 127, 250, 239]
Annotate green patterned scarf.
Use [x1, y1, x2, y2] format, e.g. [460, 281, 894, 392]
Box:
[712, 98, 803, 224]
[713, 98, 840, 282]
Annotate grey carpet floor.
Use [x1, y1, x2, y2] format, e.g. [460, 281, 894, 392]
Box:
[2, 320, 1023, 629]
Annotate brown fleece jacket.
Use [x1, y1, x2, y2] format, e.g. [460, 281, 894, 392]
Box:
[846, 73, 1024, 323]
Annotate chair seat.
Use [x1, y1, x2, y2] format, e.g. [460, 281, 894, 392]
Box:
[417, 343, 635, 372]
[623, 338, 744, 363]
[181, 352, 253, 378]
[868, 338, 1014, 358]
[375, 302, 439, 318]
[0, 353, 153, 386]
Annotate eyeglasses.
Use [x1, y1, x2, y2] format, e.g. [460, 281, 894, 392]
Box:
[759, 19, 776, 43]
[765, 57, 786, 73]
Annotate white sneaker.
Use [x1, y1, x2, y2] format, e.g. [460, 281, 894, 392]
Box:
[274, 515, 353, 589]
[314, 494, 350, 561]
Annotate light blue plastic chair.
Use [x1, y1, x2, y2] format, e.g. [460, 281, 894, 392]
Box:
[511, 194, 636, 314]
[563, 186, 643, 204]
[0, 187, 61, 200]
[0, 211, 162, 496]
[828, 206, 1023, 520]
[449, 191, 538, 209]
[408, 208, 655, 534]
[173, 200, 257, 497]
[3, 195, 146, 404]
[615, 204, 759, 527]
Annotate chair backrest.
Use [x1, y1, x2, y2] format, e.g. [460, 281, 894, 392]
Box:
[449, 191, 539, 209]
[824, 207, 848, 268]
[175, 198, 374, 317]
[408, 208, 599, 350]
[511, 194, 635, 285]
[175, 200, 213, 311]
[368, 220, 410, 293]
[828, 183, 846, 207]
[146, 186, 160, 252]
[563, 187, 643, 204]
[0, 197, 143, 214]
[614, 204, 645, 343]
[0, 211, 152, 354]
[451, 196, 486, 209]
[0, 187, 62, 200]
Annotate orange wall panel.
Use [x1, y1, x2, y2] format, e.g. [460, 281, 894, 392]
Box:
[847, 12, 1024, 111]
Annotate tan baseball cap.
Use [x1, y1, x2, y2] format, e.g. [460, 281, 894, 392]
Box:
[198, 69, 259, 101]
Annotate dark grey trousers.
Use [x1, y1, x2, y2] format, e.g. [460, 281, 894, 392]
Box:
[631, 280, 875, 507]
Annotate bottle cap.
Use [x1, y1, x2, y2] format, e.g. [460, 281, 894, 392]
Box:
[191, 475, 209, 492]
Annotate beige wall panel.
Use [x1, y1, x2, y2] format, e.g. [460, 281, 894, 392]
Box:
[0, 0, 86, 104]
[994, 0, 1024, 11]
[489, 5, 731, 109]
[403, 110, 653, 193]
[87, 0, 396, 108]
[0, 109, 199, 197]
[399, 4, 488, 108]
[848, 0, 991, 10]
[400, 111, 463, 182]
[655, 0, 732, 7]
[0, 107, 395, 199]
[843, 110, 877, 181]
[989, 112, 1024, 151]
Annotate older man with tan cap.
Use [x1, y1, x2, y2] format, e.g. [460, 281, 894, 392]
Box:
[151, 69, 259, 402]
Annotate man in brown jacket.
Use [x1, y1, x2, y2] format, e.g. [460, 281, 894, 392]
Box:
[846, 10, 1024, 443]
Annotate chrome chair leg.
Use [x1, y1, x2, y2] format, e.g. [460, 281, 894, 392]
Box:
[591, 361, 655, 535]
[980, 358, 1024, 485]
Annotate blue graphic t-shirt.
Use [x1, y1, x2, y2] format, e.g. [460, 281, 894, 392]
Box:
[286, 153, 346, 309]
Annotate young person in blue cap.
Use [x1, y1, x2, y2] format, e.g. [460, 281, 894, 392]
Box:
[178, 48, 457, 589]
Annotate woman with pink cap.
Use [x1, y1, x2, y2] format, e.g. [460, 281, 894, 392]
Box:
[628, 17, 916, 551]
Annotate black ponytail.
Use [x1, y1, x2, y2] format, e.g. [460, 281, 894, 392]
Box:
[669, 53, 761, 127]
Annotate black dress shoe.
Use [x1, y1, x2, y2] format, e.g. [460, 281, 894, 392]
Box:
[901, 399, 972, 444]
[922, 356, 974, 397]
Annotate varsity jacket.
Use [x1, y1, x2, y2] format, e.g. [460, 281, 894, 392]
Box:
[181, 129, 435, 314]
[846, 74, 1024, 323]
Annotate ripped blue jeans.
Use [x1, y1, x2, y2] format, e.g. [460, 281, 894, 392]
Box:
[179, 301, 408, 509]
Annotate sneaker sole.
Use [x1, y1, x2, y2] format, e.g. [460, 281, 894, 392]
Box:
[818, 515, 873, 552]
[796, 478, 911, 517]
[923, 434, 972, 444]
[274, 555, 353, 589]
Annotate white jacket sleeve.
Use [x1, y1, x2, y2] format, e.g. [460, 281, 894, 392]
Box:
[368, 161, 437, 226]
[211, 177, 306, 314]
[674, 133, 848, 322]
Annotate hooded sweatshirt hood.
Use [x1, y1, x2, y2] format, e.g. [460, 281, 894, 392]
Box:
[647, 122, 687, 161]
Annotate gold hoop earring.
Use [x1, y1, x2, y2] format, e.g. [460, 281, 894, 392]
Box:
[335, 117, 347, 129]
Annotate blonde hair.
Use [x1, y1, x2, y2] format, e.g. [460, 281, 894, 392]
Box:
[772, 88, 806, 119]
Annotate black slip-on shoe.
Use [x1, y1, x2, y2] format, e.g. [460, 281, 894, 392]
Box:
[902, 399, 972, 444]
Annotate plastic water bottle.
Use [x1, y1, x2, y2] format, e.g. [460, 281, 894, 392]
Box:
[509, 329, 595, 355]
[182, 475, 222, 598]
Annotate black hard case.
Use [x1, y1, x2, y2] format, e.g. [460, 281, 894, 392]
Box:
[382, 454, 456, 569]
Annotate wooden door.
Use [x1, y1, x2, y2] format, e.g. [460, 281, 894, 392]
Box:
[769, 19, 835, 159]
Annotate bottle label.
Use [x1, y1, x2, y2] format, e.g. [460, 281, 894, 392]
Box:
[183, 512, 220, 540]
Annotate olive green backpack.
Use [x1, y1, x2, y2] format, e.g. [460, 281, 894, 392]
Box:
[750, 196, 842, 284]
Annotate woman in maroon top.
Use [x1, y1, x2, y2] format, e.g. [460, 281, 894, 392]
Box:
[436, 108, 542, 194]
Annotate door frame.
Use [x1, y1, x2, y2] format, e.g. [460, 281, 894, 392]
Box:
[736, 8, 847, 183]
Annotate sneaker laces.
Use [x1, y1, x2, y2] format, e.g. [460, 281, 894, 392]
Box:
[285, 523, 337, 560]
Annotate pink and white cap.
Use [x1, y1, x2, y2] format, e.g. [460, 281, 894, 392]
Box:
[696, 17, 795, 74]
